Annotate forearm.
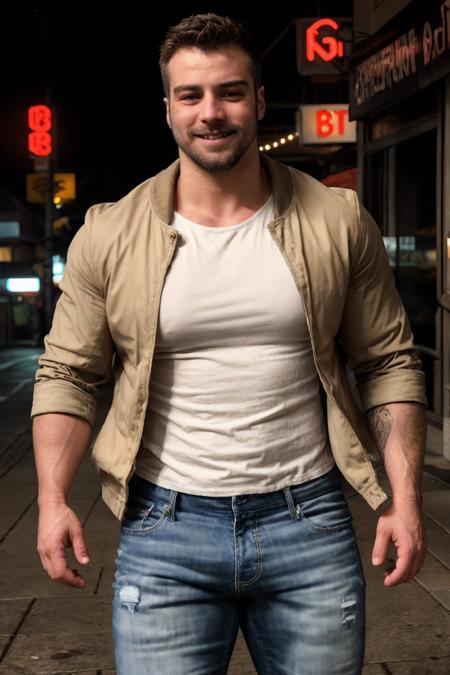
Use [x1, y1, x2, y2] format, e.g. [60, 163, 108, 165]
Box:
[33, 413, 92, 506]
[367, 402, 427, 504]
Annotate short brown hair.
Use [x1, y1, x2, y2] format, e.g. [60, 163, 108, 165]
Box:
[159, 13, 262, 96]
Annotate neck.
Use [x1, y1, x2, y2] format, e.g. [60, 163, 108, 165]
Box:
[175, 147, 270, 226]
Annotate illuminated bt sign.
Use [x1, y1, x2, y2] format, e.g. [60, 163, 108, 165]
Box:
[28, 105, 53, 157]
[297, 17, 352, 75]
[297, 105, 356, 145]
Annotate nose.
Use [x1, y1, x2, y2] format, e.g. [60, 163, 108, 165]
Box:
[199, 94, 225, 124]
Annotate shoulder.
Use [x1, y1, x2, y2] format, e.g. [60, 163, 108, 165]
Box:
[282, 166, 362, 250]
[287, 165, 358, 219]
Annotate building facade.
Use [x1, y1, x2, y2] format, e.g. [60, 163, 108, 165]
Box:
[351, 0, 450, 458]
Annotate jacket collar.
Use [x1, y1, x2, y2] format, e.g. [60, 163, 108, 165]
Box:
[150, 154, 294, 225]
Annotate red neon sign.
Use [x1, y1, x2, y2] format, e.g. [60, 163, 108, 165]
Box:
[28, 105, 52, 157]
[306, 18, 344, 63]
[316, 109, 348, 137]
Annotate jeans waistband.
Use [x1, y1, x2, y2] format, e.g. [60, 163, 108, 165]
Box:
[128, 466, 342, 516]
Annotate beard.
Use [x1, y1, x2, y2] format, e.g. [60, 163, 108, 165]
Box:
[171, 116, 259, 172]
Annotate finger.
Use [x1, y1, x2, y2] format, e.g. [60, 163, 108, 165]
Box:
[48, 546, 86, 588]
[60, 568, 87, 588]
[383, 551, 412, 587]
[72, 528, 90, 565]
[372, 524, 390, 566]
[54, 565, 87, 588]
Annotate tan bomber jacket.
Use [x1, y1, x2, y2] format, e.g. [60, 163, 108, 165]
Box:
[31, 156, 427, 519]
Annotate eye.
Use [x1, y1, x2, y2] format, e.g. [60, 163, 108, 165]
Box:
[223, 91, 243, 98]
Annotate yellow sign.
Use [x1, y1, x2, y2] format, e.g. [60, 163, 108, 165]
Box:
[26, 172, 76, 203]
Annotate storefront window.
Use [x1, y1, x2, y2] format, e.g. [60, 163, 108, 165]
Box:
[363, 127, 438, 411]
[395, 130, 437, 409]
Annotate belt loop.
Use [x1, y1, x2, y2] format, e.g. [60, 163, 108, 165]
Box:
[283, 487, 301, 521]
[164, 490, 178, 521]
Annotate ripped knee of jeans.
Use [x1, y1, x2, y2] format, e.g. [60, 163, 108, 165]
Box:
[119, 584, 140, 613]
[341, 597, 357, 628]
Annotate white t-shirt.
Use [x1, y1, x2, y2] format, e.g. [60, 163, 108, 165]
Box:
[135, 196, 334, 495]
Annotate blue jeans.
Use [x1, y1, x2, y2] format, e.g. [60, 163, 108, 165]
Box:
[112, 466, 365, 674]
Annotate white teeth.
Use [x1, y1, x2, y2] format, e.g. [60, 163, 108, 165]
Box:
[200, 132, 231, 139]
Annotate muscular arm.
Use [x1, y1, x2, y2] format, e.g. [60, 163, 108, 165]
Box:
[366, 402, 427, 586]
[367, 402, 426, 501]
[33, 413, 92, 588]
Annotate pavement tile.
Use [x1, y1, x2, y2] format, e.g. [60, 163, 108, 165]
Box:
[0, 599, 31, 635]
[82, 521, 121, 542]
[227, 631, 256, 674]
[423, 491, 450, 532]
[26, 672, 100, 675]
[82, 500, 120, 540]
[0, 541, 119, 572]
[0, 476, 38, 497]
[65, 541, 119, 571]
[19, 596, 111, 634]
[374, 656, 450, 674]
[431, 588, 450, 612]
[3, 501, 101, 545]
[365, 581, 450, 662]
[0, 567, 103, 600]
[1, 631, 114, 673]
[0, 543, 48, 571]
[73, 541, 119, 568]
[0, 494, 36, 521]
[0, 518, 19, 542]
[0, 635, 11, 655]
[68, 477, 103, 501]
[423, 514, 450, 568]
[415, 553, 450, 593]
[422, 472, 450, 492]
[0, 434, 32, 471]
[95, 567, 115, 598]
[0, 667, 101, 674]
[0, 663, 36, 675]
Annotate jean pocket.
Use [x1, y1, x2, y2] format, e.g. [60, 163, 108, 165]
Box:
[297, 489, 353, 533]
[121, 493, 170, 536]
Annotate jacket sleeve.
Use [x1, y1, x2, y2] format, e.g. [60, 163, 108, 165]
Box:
[31, 207, 115, 427]
[338, 193, 427, 412]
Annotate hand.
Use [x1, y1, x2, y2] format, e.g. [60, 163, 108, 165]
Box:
[37, 501, 90, 588]
[372, 501, 427, 587]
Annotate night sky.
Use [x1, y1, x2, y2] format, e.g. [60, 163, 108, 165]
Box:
[1, 1, 352, 221]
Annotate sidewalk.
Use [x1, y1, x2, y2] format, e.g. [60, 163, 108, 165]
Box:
[0, 386, 449, 674]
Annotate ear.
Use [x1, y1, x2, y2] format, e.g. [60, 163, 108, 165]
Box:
[164, 97, 172, 129]
[257, 86, 265, 122]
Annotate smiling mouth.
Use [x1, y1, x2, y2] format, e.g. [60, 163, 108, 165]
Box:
[195, 131, 237, 140]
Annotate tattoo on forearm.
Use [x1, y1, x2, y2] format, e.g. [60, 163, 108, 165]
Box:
[367, 406, 394, 456]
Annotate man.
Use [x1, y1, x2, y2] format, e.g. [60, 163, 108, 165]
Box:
[32, 13, 427, 675]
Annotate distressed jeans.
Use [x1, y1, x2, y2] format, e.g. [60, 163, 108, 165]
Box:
[112, 466, 365, 674]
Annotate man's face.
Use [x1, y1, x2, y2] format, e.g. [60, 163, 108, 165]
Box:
[164, 46, 265, 172]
